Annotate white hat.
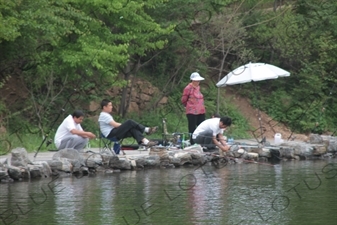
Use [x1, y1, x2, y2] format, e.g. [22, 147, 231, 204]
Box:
[190, 72, 204, 81]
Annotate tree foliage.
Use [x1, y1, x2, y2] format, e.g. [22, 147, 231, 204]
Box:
[243, 0, 337, 133]
[0, 0, 173, 135]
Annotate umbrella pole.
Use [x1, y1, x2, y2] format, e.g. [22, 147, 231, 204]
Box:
[257, 108, 264, 141]
[216, 87, 220, 113]
[253, 83, 264, 143]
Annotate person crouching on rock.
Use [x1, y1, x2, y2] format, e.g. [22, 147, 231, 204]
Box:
[192, 116, 232, 152]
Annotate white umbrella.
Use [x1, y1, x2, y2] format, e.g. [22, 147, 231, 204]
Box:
[216, 62, 290, 87]
[216, 62, 290, 143]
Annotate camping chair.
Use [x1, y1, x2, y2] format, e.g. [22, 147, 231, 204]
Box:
[99, 133, 125, 155]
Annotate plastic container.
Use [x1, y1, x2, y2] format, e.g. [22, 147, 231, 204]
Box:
[274, 133, 282, 145]
[176, 135, 181, 148]
[247, 152, 258, 158]
[237, 149, 245, 154]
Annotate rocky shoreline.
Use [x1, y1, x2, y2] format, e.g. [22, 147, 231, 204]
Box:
[0, 134, 336, 182]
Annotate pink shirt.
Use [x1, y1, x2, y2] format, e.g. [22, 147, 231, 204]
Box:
[181, 83, 205, 115]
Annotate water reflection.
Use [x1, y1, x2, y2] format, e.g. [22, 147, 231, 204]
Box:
[0, 159, 336, 225]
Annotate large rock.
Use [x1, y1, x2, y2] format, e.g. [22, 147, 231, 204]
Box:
[53, 148, 83, 162]
[31, 161, 52, 178]
[0, 169, 8, 180]
[149, 147, 169, 160]
[182, 145, 204, 154]
[48, 158, 73, 173]
[27, 166, 42, 179]
[231, 145, 247, 158]
[47, 160, 63, 171]
[10, 147, 32, 167]
[7, 165, 23, 180]
[0, 174, 13, 182]
[131, 157, 145, 169]
[309, 134, 323, 144]
[59, 158, 73, 172]
[52, 148, 85, 171]
[327, 137, 337, 152]
[169, 156, 181, 167]
[244, 152, 259, 160]
[279, 147, 295, 159]
[190, 153, 206, 165]
[109, 156, 131, 170]
[0, 157, 7, 167]
[259, 148, 271, 158]
[174, 152, 192, 165]
[312, 145, 327, 155]
[149, 146, 170, 167]
[142, 155, 161, 167]
[248, 147, 266, 156]
[292, 143, 313, 156]
[82, 153, 104, 168]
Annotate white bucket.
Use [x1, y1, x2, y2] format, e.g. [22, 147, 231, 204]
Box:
[237, 149, 246, 154]
[274, 133, 282, 145]
[247, 152, 258, 158]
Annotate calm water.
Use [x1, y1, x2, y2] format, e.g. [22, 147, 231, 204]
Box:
[1, 159, 336, 225]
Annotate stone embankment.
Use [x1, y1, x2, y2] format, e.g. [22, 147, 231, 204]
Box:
[0, 134, 336, 182]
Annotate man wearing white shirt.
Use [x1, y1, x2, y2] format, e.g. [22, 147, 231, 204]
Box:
[54, 110, 96, 150]
[192, 116, 232, 152]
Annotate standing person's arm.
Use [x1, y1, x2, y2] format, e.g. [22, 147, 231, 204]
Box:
[181, 86, 191, 107]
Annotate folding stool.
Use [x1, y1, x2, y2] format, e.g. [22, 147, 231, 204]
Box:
[99, 133, 123, 155]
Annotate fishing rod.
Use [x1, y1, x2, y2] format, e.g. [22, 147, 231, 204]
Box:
[34, 89, 79, 158]
[34, 108, 65, 158]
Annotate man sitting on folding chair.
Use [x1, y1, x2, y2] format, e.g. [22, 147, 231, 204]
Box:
[98, 99, 158, 153]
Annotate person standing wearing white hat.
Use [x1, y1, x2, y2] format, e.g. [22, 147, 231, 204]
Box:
[181, 72, 206, 145]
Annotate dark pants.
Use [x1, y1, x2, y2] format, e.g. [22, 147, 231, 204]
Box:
[186, 114, 205, 145]
[107, 119, 145, 144]
[193, 131, 216, 148]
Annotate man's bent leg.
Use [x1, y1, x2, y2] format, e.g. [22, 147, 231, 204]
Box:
[58, 136, 88, 150]
[72, 136, 89, 150]
[127, 129, 144, 144]
[121, 120, 146, 133]
[194, 131, 215, 150]
[108, 119, 145, 140]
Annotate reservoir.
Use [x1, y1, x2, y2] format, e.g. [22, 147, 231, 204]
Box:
[1, 159, 336, 225]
